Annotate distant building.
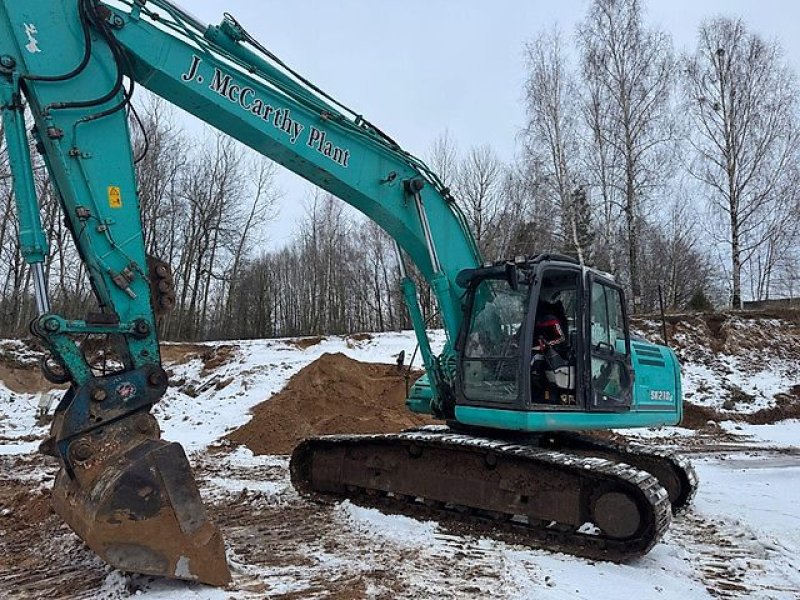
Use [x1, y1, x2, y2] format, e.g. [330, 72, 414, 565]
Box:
[742, 298, 800, 310]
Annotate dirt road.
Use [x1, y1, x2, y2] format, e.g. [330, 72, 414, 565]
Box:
[2, 428, 798, 600]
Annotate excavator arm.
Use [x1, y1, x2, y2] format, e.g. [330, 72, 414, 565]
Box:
[0, 0, 482, 585]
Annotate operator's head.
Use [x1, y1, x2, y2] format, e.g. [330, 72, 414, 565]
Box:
[534, 301, 566, 349]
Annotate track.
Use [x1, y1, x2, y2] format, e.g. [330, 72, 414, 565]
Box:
[394, 425, 698, 514]
[291, 430, 673, 562]
[1, 443, 795, 599]
[536, 431, 699, 511]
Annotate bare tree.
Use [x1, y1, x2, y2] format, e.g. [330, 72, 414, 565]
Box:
[164, 132, 251, 339]
[636, 194, 715, 310]
[218, 159, 279, 335]
[132, 96, 188, 263]
[428, 130, 460, 189]
[456, 145, 504, 257]
[578, 0, 675, 312]
[582, 41, 621, 275]
[524, 27, 591, 263]
[497, 160, 558, 257]
[745, 183, 800, 301]
[682, 17, 800, 307]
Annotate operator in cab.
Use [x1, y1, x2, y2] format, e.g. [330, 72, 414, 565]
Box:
[531, 297, 577, 406]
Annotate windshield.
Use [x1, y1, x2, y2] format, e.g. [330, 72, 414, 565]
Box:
[462, 278, 530, 402]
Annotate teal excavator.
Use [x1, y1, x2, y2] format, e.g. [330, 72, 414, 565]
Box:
[0, 0, 696, 586]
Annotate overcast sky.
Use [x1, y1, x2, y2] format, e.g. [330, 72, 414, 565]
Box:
[174, 1, 800, 248]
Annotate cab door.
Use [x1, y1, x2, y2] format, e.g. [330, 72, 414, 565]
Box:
[586, 276, 633, 410]
[458, 276, 532, 409]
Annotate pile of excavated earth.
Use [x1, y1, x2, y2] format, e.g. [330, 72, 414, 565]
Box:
[227, 352, 433, 454]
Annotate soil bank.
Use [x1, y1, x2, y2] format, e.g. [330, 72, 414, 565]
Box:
[228, 352, 436, 455]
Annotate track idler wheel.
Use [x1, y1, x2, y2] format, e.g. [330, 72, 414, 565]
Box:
[591, 490, 644, 539]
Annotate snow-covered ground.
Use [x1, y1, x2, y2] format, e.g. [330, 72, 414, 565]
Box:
[0, 330, 446, 456]
[0, 325, 798, 599]
[636, 314, 800, 415]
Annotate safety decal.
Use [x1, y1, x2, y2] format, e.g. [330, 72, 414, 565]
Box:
[108, 186, 122, 209]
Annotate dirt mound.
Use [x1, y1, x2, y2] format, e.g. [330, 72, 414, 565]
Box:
[682, 402, 724, 429]
[160, 342, 238, 371]
[286, 336, 326, 350]
[228, 353, 434, 455]
[0, 363, 57, 395]
[682, 386, 800, 429]
[0, 341, 57, 394]
[746, 385, 800, 425]
[348, 333, 373, 343]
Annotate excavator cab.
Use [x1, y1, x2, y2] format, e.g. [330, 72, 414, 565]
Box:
[456, 255, 634, 417]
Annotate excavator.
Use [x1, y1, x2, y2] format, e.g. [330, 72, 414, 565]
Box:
[0, 0, 697, 587]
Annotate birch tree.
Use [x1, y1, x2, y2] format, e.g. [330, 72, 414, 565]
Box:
[524, 27, 592, 263]
[456, 145, 504, 258]
[578, 0, 675, 312]
[682, 17, 800, 307]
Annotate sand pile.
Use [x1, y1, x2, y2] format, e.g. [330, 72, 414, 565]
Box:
[227, 353, 435, 455]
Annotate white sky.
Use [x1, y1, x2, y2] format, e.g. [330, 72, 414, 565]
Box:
[173, 1, 800, 248]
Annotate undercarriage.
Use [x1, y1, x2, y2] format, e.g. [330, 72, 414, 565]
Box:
[291, 427, 696, 561]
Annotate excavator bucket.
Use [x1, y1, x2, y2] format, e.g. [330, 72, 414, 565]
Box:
[50, 440, 231, 586]
[42, 369, 231, 586]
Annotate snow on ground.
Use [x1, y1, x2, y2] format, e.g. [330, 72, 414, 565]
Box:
[155, 330, 446, 452]
[0, 327, 798, 599]
[0, 386, 52, 455]
[720, 419, 800, 448]
[338, 498, 708, 600]
[680, 358, 797, 413]
[677, 454, 800, 598]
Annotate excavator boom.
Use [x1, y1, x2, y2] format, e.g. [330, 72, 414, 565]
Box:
[0, 0, 479, 584]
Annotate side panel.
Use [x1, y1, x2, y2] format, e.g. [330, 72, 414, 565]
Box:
[630, 341, 683, 419]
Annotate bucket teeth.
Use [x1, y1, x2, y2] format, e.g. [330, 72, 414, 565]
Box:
[51, 438, 231, 586]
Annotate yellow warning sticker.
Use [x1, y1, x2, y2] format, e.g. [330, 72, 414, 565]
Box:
[108, 186, 122, 209]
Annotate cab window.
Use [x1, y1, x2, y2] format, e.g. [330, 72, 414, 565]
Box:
[589, 281, 631, 408]
[591, 283, 628, 355]
[462, 278, 529, 402]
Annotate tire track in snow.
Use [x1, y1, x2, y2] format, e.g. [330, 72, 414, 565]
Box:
[669, 510, 800, 599]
